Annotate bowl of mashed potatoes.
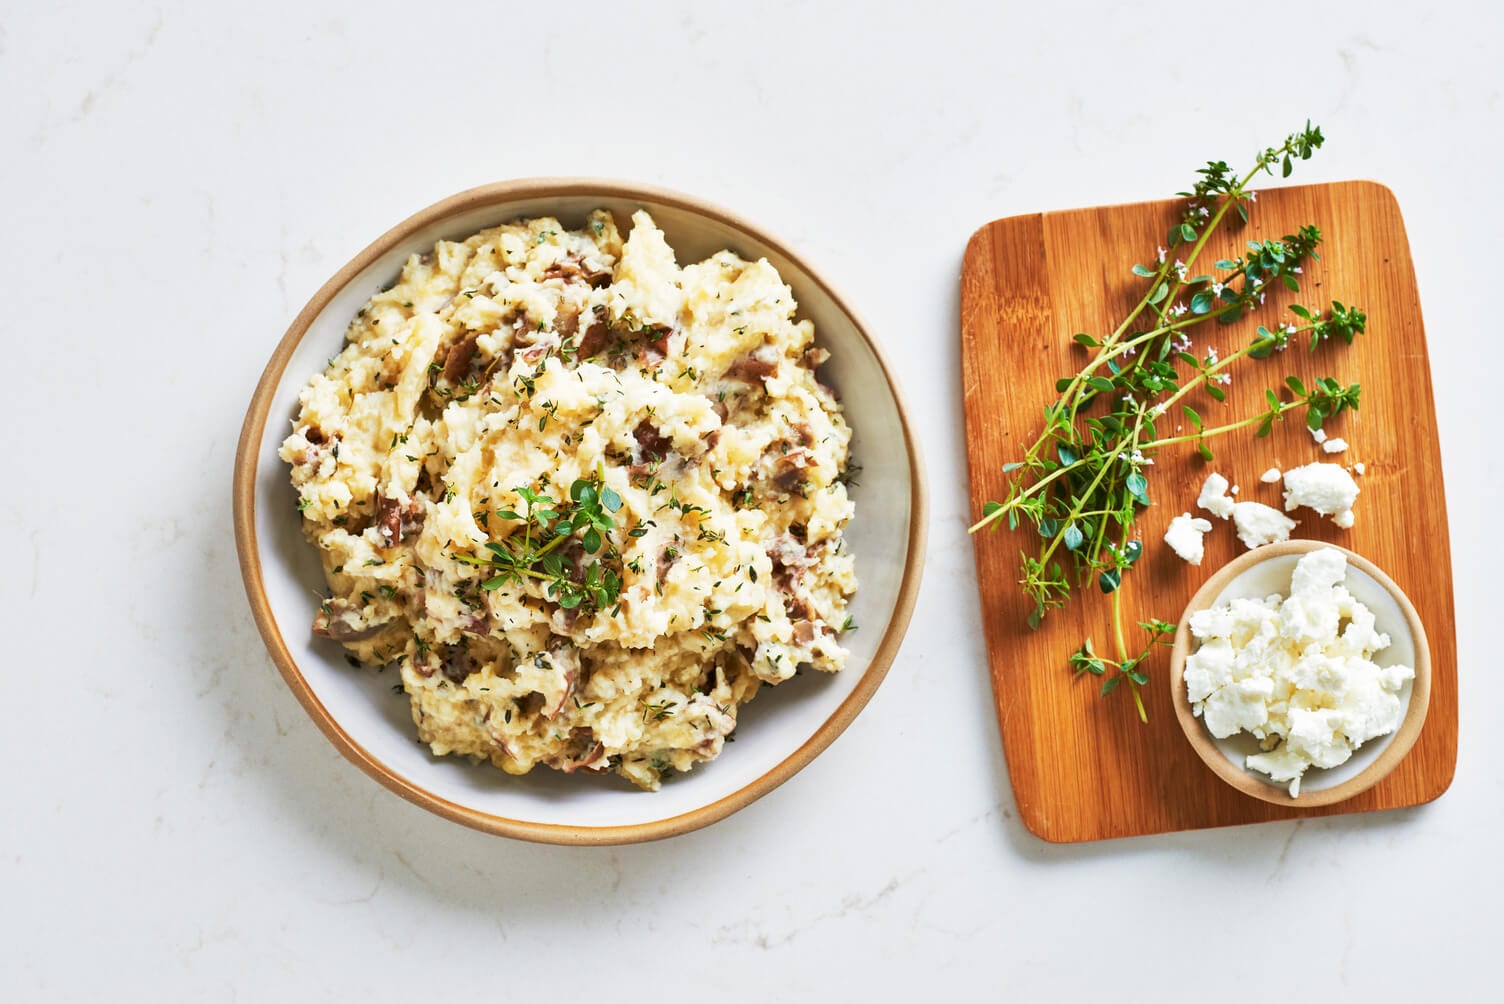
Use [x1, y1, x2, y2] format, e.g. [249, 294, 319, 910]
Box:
[1169, 541, 1430, 807]
[234, 180, 926, 843]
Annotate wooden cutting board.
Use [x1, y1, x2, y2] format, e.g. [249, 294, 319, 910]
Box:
[960, 180, 1457, 843]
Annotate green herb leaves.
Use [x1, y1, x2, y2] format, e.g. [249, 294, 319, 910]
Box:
[457, 473, 625, 615]
[1302, 376, 1362, 430]
[1069, 616, 1175, 721]
[1266, 121, 1324, 179]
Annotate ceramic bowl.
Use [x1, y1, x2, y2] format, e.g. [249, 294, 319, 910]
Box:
[1168, 540, 1430, 807]
[233, 179, 927, 844]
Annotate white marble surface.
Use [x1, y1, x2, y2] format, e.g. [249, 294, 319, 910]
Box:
[4, 1, 1497, 998]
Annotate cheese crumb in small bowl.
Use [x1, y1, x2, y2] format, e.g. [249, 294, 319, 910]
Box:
[1168, 541, 1431, 807]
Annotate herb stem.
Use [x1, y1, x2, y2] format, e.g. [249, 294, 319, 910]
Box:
[1131, 673, 1148, 723]
[1014, 257, 1173, 479]
[1115, 585, 1151, 724]
[1142, 404, 1295, 449]
[1082, 292, 1247, 376]
[1112, 584, 1129, 663]
[530, 531, 570, 562]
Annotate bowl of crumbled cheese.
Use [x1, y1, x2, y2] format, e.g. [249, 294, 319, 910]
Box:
[1169, 541, 1430, 806]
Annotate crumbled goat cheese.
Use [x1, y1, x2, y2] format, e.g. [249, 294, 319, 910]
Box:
[1283, 462, 1360, 529]
[1322, 437, 1349, 454]
[1309, 426, 1327, 444]
[1353, 462, 1366, 476]
[1231, 501, 1297, 549]
[1164, 513, 1214, 565]
[1260, 467, 1282, 484]
[1185, 547, 1414, 796]
[1197, 472, 1235, 520]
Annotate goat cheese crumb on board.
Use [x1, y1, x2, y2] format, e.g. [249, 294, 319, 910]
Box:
[1283, 462, 1360, 529]
[1164, 513, 1214, 565]
[1231, 501, 1297, 549]
[1197, 472, 1236, 520]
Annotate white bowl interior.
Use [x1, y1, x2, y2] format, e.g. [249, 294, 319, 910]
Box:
[251, 192, 916, 830]
[1195, 551, 1416, 794]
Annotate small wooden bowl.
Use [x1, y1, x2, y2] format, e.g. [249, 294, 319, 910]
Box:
[1168, 540, 1431, 807]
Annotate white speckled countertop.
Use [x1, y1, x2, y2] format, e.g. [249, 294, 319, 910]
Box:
[3, 1, 1496, 998]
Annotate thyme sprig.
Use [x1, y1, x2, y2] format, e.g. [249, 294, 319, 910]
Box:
[453, 472, 625, 614]
[1070, 608, 1178, 723]
[968, 123, 1368, 718]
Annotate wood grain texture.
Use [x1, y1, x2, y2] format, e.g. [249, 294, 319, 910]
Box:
[960, 181, 1457, 843]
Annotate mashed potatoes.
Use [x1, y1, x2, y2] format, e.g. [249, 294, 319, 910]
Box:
[279, 210, 857, 790]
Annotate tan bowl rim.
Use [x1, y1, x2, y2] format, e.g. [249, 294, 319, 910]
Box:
[231, 177, 930, 845]
[1168, 540, 1431, 808]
